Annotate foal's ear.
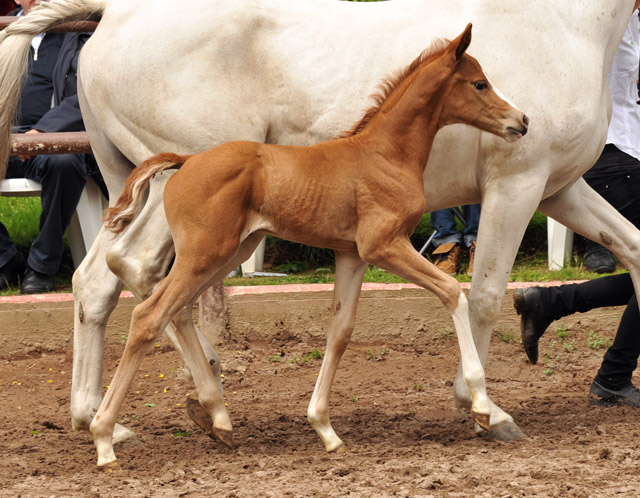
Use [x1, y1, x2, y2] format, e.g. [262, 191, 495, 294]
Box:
[451, 23, 473, 62]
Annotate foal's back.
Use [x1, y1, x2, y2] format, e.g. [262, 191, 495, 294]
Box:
[164, 138, 382, 252]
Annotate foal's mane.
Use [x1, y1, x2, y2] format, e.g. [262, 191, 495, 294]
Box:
[342, 38, 450, 137]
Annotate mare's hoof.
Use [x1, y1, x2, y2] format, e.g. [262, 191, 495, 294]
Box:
[211, 427, 235, 449]
[186, 395, 213, 433]
[472, 411, 491, 432]
[99, 461, 122, 473]
[477, 420, 526, 442]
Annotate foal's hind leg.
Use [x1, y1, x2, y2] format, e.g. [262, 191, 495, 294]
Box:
[307, 250, 367, 451]
[90, 235, 263, 467]
[105, 172, 226, 429]
[91, 271, 225, 468]
[361, 237, 491, 430]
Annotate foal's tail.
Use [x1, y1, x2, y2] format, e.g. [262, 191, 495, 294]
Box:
[103, 153, 189, 234]
[0, 0, 105, 180]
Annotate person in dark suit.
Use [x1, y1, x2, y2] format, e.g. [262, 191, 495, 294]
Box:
[0, 0, 99, 293]
[0, 1, 17, 16]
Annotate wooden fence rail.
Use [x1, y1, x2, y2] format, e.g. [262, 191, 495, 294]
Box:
[10, 131, 91, 155]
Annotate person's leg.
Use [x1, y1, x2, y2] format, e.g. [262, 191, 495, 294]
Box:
[430, 208, 462, 247]
[0, 222, 24, 290]
[430, 208, 462, 275]
[21, 153, 87, 292]
[581, 145, 640, 273]
[581, 172, 616, 272]
[462, 204, 481, 276]
[590, 293, 640, 406]
[0, 221, 17, 269]
[0, 157, 31, 288]
[462, 203, 481, 247]
[514, 273, 634, 363]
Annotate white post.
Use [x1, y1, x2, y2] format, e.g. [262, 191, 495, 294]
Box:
[547, 218, 574, 270]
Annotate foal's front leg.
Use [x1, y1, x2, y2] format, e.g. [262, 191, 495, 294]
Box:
[361, 237, 491, 431]
[307, 250, 368, 451]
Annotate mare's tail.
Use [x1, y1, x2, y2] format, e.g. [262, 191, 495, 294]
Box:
[0, 0, 105, 179]
[103, 153, 189, 234]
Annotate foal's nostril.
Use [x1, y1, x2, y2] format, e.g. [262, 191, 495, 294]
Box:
[523, 115, 530, 126]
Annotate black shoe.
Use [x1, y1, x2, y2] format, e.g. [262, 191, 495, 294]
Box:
[0, 252, 26, 291]
[590, 380, 640, 408]
[513, 287, 554, 364]
[20, 267, 56, 294]
[584, 247, 616, 274]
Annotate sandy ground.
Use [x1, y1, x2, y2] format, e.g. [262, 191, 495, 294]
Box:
[1, 286, 639, 497]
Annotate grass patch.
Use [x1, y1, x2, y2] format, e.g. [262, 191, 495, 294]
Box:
[587, 330, 612, 350]
[495, 329, 517, 344]
[0, 201, 616, 295]
[0, 197, 41, 247]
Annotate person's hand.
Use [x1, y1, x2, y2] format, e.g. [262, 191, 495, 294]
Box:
[18, 129, 42, 162]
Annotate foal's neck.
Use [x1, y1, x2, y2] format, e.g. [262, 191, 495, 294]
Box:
[358, 59, 452, 173]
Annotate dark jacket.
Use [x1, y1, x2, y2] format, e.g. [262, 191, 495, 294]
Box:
[10, 8, 90, 133]
[9, 8, 107, 198]
[34, 32, 91, 133]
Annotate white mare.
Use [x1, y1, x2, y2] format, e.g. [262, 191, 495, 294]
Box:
[1, 0, 639, 450]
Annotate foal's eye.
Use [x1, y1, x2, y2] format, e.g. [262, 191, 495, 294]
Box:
[474, 81, 488, 91]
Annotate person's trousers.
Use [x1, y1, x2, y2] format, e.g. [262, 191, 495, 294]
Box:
[543, 273, 638, 389]
[430, 204, 481, 248]
[0, 153, 87, 274]
[582, 144, 640, 252]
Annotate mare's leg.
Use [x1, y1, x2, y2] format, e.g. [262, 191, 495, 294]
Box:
[307, 250, 368, 451]
[71, 226, 126, 435]
[540, 178, 640, 302]
[455, 179, 547, 440]
[70, 119, 132, 439]
[361, 237, 491, 430]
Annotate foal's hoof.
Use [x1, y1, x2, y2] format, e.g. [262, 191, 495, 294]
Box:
[98, 461, 122, 473]
[112, 423, 136, 444]
[471, 411, 491, 432]
[186, 395, 213, 433]
[477, 420, 526, 442]
[211, 427, 235, 449]
[329, 443, 349, 454]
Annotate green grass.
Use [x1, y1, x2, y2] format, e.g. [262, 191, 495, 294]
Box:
[0, 196, 76, 295]
[0, 198, 615, 295]
[224, 258, 613, 287]
[0, 197, 41, 247]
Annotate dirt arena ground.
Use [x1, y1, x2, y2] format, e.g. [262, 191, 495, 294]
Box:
[1, 284, 639, 497]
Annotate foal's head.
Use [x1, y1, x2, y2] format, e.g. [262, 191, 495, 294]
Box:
[438, 24, 528, 143]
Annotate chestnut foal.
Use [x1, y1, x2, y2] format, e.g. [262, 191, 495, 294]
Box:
[97, 24, 528, 468]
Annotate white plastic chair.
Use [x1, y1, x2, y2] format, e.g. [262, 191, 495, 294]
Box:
[0, 177, 108, 268]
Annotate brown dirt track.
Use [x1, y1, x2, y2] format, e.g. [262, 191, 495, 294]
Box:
[1, 285, 639, 497]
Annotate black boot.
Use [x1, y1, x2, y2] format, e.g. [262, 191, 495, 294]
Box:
[0, 252, 26, 291]
[513, 287, 555, 364]
[590, 378, 640, 408]
[20, 266, 56, 294]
